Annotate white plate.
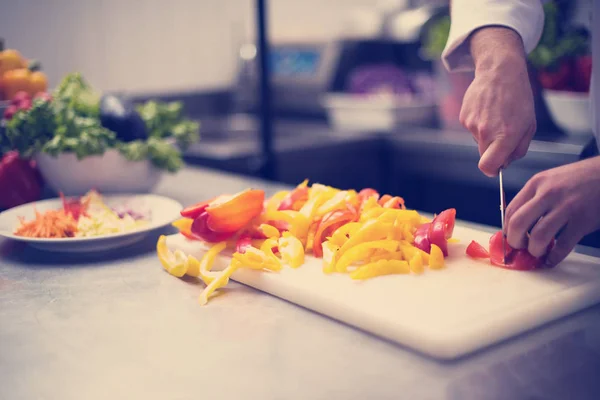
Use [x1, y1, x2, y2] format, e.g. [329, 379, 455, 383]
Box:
[0, 194, 183, 253]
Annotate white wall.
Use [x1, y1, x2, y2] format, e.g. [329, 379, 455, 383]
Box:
[3, 0, 423, 95]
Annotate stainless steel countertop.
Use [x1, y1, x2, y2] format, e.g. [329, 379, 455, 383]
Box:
[2, 167, 600, 400]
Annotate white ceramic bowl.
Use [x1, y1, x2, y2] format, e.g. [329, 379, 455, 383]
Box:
[35, 150, 165, 196]
[543, 89, 592, 135]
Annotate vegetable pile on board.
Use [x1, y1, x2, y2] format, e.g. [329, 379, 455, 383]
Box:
[157, 181, 550, 306]
[0, 39, 48, 102]
[0, 72, 199, 174]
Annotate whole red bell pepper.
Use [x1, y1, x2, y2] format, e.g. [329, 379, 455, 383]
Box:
[0, 151, 43, 210]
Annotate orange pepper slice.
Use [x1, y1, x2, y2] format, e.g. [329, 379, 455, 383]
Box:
[205, 189, 265, 233]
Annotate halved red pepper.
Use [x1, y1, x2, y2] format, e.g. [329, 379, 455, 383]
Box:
[312, 209, 358, 258]
[488, 231, 554, 270]
[191, 212, 236, 243]
[205, 189, 265, 233]
[427, 208, 456, 256]
[180, 197, 217, 219]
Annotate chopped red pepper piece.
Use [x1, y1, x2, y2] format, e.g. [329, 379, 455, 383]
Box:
[278, 186, 309, 211]
[205, 189, 265, 233]
[466, 240, 490, 259]
[427, 208, 456, 256]
[413, 223, 431, 253]
[358, 188, 379, 203]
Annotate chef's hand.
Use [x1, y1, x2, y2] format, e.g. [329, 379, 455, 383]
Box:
[505, 156, 600, 267]
[461, 27, 537, 177]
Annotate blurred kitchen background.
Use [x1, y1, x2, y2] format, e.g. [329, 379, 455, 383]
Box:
[1, 0, 598, 247]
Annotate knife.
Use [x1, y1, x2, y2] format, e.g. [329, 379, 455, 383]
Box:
[499, 168, 508, 262]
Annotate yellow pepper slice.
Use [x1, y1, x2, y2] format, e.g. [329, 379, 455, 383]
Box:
[429, 244, 445, 269]
[316, 190, 349, 217]
[328, 222, 361, 247]
[258, 210, 310, 242]
[171, 218, 193, 232]
[350, 259, 410, 280]
[399, 241, 430, 265]
[156, 235, 188, 277]
[359, 196, 381, 216]
[337, 220, 391, 259]
[322, 241, 339, 274]
[409, 252, 424, 274]
[335, 240, 399, 273]
[369, 250, 404, 262]
[299, 190, 332, 220]
[198, 241, 228, 284]
[185, 255, 201, 277]
[278, 232, 305, 268]
[258, 223, 280, 239]
[198, 259, 241, 306]
[233, 247, 281, 272]
[448, 237, 460, 244]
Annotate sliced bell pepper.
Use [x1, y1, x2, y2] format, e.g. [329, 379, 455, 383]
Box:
[266, 190, 290, 212]
[258, 223, 281, 239]
[378, 194, 392, 206]
[335, 240, 399, 273]
[260, 238, 282, 267]
[191, 212, 237, 243]
[368, 249, 404, 263]
[427, 208, 456, 257]
[235, 234, 253, 254]
[409, 253, 424, 274]
[205, 189, 265, 233]
[259, 210, 310, 242]
[381, 196, 405, 210]
[313, 209, 357, 258]
[399, 241, 430, 265]
[278, 232, 305, 268]
[278, 185, 309, 211]
[358, 188, 379, 203]
[233, 247, 282, 272]
[429, 243, 445, 269]
[316, 190, 350, 217]
[299, 186, 337, 220]
[466, 240, 490, 259]
[180, 197, 217, 219]
[322, 241, 339, 274]
[359, 196, 382, 216]
[198, 260, 240, 306]
[172, 218, 193, 232]
[185, 255, 201, 278]
[413, 223, 431, 253]
[327, 222, 361, 247]
[156, 235, 188, 277]
[197, 241, 228, 285]
[350, 259, 410, 280]
[337, 219, 392, 259]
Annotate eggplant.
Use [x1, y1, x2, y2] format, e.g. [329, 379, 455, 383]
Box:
[99, 94, 147, 142]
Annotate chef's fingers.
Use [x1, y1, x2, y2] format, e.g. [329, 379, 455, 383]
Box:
[544, 223, 581, 268]
[505, 178, 537, 227]
[478, 136, 519, 177]
[506, 194, 551, 249]
[527, 207, 569, 258]
[507, 124, 535, 164]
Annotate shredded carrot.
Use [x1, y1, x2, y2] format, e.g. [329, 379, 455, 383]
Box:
[14, 208, 78, 238]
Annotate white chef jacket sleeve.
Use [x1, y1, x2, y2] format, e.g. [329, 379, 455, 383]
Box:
[441, 0, 545, 72]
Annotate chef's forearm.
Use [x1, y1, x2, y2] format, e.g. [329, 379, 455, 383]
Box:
[442, 0, 544, 72]
[469, 27, 528, 74]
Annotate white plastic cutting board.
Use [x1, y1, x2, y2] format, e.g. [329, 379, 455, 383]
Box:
[165, 224, 600, 360]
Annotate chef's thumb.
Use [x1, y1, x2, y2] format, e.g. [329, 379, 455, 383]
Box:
[478, 138, 514, 177]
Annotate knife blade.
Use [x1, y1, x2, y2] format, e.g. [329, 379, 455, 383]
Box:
[499, 168, 507, 262]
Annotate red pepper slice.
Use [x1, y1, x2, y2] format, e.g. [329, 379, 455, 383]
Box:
[278, 186, 309, 211]
[235, 234, 253, 254]
[180, 198, 216, 219]
[191, 212, 236, 243]
[427, 208, 456, 256]
[312, 209, 357, 258]
[358, 188, 379, 203]
[413, 223, 431, 253]
[206, 189, 265, 233]
[380, 196, 405, 209]
[466, 240, 490, 259]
